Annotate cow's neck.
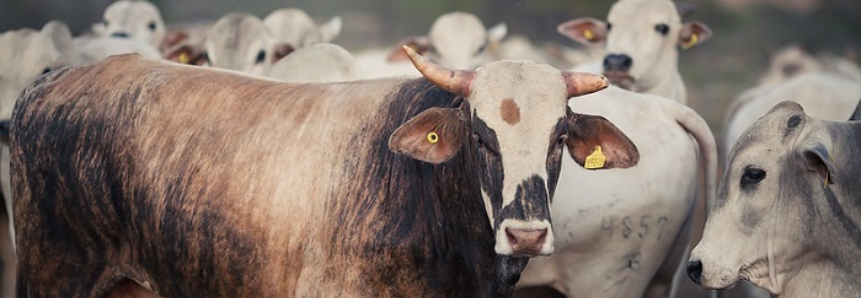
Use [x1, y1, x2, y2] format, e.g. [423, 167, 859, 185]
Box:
[636, 50, 687, 104]
[320, 78, 520, 297]
[776, 259, 861, 298]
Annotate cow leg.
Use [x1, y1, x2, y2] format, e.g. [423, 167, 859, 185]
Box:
[643, 199, 694, 298]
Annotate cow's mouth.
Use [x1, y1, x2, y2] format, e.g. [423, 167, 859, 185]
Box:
[602, 71, 635, 90]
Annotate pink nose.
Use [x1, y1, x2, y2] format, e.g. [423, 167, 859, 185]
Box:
[505, 228, 548, 256]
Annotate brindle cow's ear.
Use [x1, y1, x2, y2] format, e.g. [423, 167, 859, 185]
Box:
[389, 107, 468, 164]
[803, 142, 835, 185]
[566, 110, 639, 169]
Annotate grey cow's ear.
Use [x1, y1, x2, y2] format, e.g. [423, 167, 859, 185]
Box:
[566, 109, 639, 169]
[803, 142, 836, 185]
[389, 107, 468, 164]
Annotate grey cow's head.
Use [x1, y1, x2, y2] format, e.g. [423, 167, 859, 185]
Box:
[389, 47, 640, 257]
[689, 101, 851, 293]
[558, 0, 710, 91]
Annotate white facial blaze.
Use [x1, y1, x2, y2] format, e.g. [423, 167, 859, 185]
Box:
[468, 60, 567, 256]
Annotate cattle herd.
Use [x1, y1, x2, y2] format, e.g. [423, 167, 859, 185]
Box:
[0, 0, 859, 298]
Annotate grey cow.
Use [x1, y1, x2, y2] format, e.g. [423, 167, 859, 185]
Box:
[689, 101, 861, 297]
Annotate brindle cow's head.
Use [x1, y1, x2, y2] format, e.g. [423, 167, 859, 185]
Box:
[389, 46, 640, 257]
[689, 101, 845, 292]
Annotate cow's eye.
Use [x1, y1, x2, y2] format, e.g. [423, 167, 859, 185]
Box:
[655, 24, 669, 36]
[556, 134, 567, 146]
[42, 67, 52, 75]
[476, 42, 487, 56]
[741, 168, 766, 187]
[103, 20, 109, 27]
[148, 21, 157, 31]
[606, 23, 612, 30]
[473, 133, 485, 148]
[255, 50, 266, 64]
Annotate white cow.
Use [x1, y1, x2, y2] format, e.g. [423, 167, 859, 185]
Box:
[165, 13, 277, 75]
[263, 8, 342, 49]
[73, 37, 162, 63]
[514, 86, 717, 298]
[557, 0, 711, 103]
[267, 43, 360, 83]
[355, 11, 507, 78]
[723, 48, 861, 157]
[93, 0, 166, 49]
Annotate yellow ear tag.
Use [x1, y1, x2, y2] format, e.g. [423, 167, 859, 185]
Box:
[682, 33, 698, 50]
[584, 29, 594, 41]
[584, 145, 606, 169]
[178, 52, 190, 64]
[427, 131, 439, 144]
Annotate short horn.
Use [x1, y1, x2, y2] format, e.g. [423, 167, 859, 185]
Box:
[403, 45, 474, 98]
[561, 71, 609, 98]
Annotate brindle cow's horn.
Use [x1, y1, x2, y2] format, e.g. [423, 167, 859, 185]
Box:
[403, 45, 474, 98]
[561, 71, 610, 98]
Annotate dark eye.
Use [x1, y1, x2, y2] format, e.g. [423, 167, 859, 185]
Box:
[102, 20, 109, 27]
[741, 168, 766, 187]
[255, 50, 266, 64]
[148, 21, 157, 31]
[606, 23, 612, 30]
[476, 42, 487, 56]
[42, 67, 52, 75]
[473, 133, 485, 148]
[655, 24, 669, 36]
[556, 134, 567, 146]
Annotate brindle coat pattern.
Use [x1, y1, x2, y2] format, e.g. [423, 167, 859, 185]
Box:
[10, 54, 611, 298]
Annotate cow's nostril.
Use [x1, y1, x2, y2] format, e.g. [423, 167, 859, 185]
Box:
[687, 260, 703, 285]
[111, 32, 130, 39]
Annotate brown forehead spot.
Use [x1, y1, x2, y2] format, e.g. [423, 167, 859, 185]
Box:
[500, 98, 521, 125]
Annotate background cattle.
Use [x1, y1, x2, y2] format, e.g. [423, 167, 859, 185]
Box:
[690, 101, 861, 297]
[267, 43, 361, 83]
[557, 0, 711, 103]
[263, 8, 342, 50]
[92, 0, 166, 49]
[355, 11, 507, 78]
[10, 48, 639, 297]
[514, 86, 718, 298]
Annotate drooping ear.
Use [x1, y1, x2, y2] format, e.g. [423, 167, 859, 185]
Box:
[557, 18, 608, 45]
[678, 21, 712, 50]
[319, 16, 342, 43]
[387, 36, 431, 62]
[164, 44, 208, 66]
[487, 23, 508, 44]
[566, 109, 639, 169]
[389, 107, 468, 164]
[803, 142, 836, 185]
[272, 43, 296, 63]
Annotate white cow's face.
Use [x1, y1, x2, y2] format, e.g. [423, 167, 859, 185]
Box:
[690, 102, 833, 293]
[391, 48, 640, 257]
[99, 0, 166, 48]
[558, 0, 710, 91]
[204, 14, 274, 75]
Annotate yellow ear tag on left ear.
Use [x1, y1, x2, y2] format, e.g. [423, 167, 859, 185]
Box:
[178, 52, 190, 64]
[682, 33, 698, 50]
[585, 145, 606, 169]
[427, 131, 439, 144]
[584, 29, 594, 41]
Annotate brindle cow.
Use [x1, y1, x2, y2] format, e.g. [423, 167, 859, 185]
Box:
[11, 48, 639, 297]
[689, 101, 861, 297]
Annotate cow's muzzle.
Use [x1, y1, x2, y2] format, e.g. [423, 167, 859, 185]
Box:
[495, 220, 554, 257]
